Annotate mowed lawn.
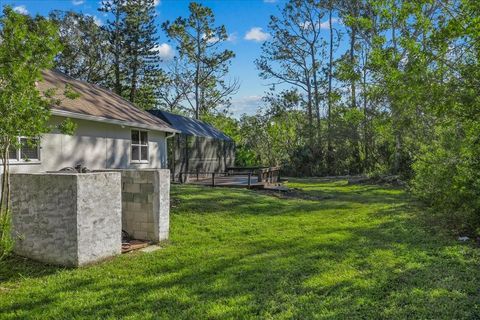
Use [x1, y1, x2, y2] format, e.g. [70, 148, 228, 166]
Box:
[1, 179, 479, 319]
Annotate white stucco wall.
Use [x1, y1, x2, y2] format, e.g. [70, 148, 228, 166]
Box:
[3, 116, 168, 174]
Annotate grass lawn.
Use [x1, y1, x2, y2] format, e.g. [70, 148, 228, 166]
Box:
[0, 178, 479, 319]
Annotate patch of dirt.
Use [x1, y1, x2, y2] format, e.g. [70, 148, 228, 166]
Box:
[259, 188, 332, 201]
[348, 175, 406, 187]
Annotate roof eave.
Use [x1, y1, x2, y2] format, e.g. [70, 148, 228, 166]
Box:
[51, 109, 180, 133]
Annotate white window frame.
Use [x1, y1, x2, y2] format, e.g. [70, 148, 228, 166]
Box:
[8, 136, 41, 164]
[130, 129, 149, 164]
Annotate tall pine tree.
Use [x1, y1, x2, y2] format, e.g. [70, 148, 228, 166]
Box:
[162, 2, 238, 119]
[99, 0, 162, 109]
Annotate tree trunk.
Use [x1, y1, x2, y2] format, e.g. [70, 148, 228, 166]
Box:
[129, 47, 138, 104]
[0, 141, 10, 215]
[362, 64, 369, 172]
[349, 16, 361, 174]
[5, 147, 10, 213]
[305, 70, 314, 146]
[393, 127, 402, 173]
[194, 23, 201, 120]
[113, 6, 123, 96]
[391, 14, 402, 174]
[310, 43, 322, 153]
[327, 1, 334, 174]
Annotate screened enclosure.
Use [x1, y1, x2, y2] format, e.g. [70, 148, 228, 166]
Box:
[148, 110, 235, 181]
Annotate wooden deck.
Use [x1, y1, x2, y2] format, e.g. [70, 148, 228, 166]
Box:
[179, 167, 283, 189]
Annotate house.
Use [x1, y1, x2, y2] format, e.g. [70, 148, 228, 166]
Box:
[3, 69, 178, 174]
[148, 110, 235, 181]
[2, 70, 176, 266]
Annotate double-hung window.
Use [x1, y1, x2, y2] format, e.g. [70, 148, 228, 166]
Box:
[131, 130, 149, 163]
[8, 137, 40, 162]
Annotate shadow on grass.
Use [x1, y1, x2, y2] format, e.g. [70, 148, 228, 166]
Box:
[175, 180, 407, 218]
[1, 179, 479, 319]
[0, 255, 65, 284]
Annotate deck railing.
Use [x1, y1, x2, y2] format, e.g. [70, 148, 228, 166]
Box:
[178, 166, 281, 187]
[226, 166, 281, 183]
[179, 166, 281, 187]
[179, 171, 253, 187]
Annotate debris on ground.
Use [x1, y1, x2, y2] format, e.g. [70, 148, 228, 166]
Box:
[121, 230, 151, 253]
[171, 197, 181, 209]
[260, 188, 333, 201]
[348, 175, 406, 187]
[122, 240, 150, 253]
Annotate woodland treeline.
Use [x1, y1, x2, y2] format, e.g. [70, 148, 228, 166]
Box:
[35, 0, 480, 229]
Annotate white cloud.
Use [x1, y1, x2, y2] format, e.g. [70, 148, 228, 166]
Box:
[264, 0, 277, 3]
[300, 21, 315, 30]
[207, 36, 219, 44]
[301, 18, 342, 30]
[154, 0, 161, 6]
[227, 33, 238, 43]
[202, 32, 237, 44]
[86, 14, 103, 26]
[244, 27, 270, 42]
[92, 16, 103, 26]
[202, 33, 219, 44]
[154, 43, 175, 60]
[319, 17, 342, 29]
[230, 95, 263, 117]
[72, 0, 85, 5]
[13, 5, 28, 15]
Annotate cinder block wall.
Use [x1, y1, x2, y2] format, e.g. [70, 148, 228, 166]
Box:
[10, 172, 122, 266]
[119, 169, 170, 242]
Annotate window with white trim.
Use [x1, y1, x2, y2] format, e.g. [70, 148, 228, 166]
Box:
[9, 137, 40, 162]
[131, 130, 149, 162]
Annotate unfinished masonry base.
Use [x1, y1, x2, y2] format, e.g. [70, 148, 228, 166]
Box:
[119, 169, 170, 242]
[10, 172, 122, 266]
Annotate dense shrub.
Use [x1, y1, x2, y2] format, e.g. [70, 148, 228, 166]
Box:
[412, 120, 480, 234]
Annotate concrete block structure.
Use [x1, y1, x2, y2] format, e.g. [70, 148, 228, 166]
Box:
[116, 169, 170, 242]
[10, 172, 122, 266]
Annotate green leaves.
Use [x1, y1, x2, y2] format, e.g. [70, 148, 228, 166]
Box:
[56, 118, 77, 136]
[50, 10, 111, 86]
[0, 6, 62, 241]
[63, 84, 81, 100]
[0, 6, 60, 138]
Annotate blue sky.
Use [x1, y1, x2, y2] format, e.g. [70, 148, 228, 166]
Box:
[1, 0, 345, 117]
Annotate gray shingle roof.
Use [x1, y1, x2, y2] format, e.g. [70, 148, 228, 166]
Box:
[38, 70, 177, 132]
[148, 110, 233, 141]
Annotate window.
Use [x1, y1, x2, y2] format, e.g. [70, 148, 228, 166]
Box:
[9, 137, 40, 162]
[131, 130, 148, 162]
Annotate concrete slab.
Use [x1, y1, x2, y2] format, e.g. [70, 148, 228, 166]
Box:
[139, 245, 163, 253]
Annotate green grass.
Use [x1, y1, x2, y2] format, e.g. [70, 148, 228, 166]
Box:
[1, 178, 479, 319]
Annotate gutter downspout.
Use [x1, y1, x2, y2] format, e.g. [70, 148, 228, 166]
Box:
[165, 132, 176, 171]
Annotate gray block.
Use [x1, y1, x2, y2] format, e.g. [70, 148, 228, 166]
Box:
[10, 172, 122, 266]
[111, 169, 170, 242]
